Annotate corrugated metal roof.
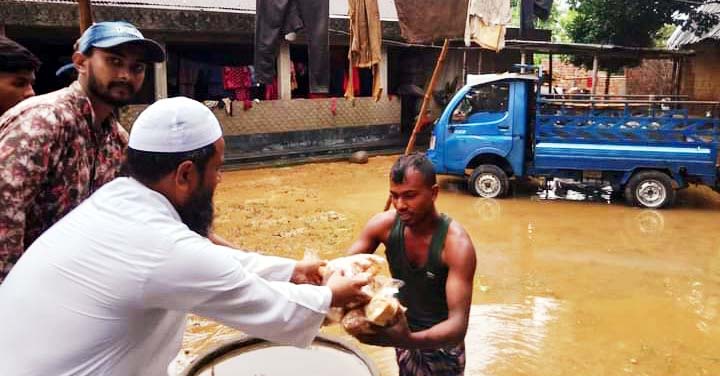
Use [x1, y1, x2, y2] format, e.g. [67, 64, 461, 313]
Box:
[11, 0, 399, 20]
[667, 2, 720, 49]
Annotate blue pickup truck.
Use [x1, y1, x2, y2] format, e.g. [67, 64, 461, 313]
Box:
[426, 68, 720, 208]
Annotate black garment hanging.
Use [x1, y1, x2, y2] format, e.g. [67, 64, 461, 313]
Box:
[254, 0, 329, 94]
[534, 0, 554, 21]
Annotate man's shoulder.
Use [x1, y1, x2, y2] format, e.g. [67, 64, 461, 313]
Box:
[10, 86, 74, 113]
[445, 217, 468, 239]
[0, 87, 81, 130]
[370, 210, 397, 229]
[443, 218, 475, 259]
[85, 179, 180, 245]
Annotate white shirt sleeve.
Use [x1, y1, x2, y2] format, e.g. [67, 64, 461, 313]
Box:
[224, 247, 297, 282]
[141, 233, 331, 348]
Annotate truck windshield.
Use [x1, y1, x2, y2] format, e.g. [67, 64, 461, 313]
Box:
[451, 83, 509, 124]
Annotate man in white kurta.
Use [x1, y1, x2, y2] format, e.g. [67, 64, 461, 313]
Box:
[0, 97, 366, 376]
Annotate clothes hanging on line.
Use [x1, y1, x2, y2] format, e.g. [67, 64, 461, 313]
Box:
[464, 0, 511, 51]
[534, 0, 554, 21]
[346, 0, 383, 101]
[393, 0, 468, 44]
[255, 0, 329, 93]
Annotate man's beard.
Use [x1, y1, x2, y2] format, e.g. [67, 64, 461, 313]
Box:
[176, 184, 215, 237]
[87, 65, 136, 107]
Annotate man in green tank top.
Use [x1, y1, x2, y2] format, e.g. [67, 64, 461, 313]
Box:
[347, 153, 477, 376]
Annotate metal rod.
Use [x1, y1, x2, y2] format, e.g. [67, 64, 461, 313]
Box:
[478, 50, 483, 73]
[671, 58, 678, 96]
[462, 49, 467, 85]
[548, 53, 553, 94]
[541, 99, 719, 105]
[675, 58, 683, 97]
[542, 93, 689, 98]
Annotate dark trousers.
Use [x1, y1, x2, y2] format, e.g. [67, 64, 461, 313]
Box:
[255, 0, 329, 93]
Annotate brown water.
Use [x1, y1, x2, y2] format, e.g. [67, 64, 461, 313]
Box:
[178, 155, 720, 376]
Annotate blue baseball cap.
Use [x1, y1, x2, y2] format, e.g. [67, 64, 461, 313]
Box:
[77, 21, 165, 63]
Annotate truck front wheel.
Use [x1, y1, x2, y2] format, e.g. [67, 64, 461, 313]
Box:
[624, 171, 676, 209]
[469, 165, 509, 198]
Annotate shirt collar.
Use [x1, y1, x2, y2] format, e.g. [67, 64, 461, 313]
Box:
[123, 177, 183, 223]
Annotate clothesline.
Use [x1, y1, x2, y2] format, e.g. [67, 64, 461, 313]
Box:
[337, 30, 503, 51]
[329, 28, 507, 51]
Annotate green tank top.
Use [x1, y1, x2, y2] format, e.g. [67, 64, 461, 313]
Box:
[386, 213, 452, 331]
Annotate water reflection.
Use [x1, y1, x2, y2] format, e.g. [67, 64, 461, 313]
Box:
[466, 298, 562, 375]
[473, 198, 503, 222]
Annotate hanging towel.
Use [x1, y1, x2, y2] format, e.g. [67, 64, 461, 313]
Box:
[347, 0, 383, 101]
[393, 0, 468, 44]
[464, 0, 512, 52]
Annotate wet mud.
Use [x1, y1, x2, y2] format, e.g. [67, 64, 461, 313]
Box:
[178, 156, 720, 376]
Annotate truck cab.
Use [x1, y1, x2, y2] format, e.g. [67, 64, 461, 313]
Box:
[427, 73, 537, 198]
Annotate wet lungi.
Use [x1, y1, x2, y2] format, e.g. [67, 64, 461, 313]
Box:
[395, 342, 466, 376]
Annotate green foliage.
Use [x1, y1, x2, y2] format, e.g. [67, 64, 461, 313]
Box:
[653, 24, 676, 48]
[565, 0, 720, 72]
[510, 0, 521, 26]
[539, 2, 575, 43]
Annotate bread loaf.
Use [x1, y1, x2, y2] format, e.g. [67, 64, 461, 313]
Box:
[322, 254, 405, 336]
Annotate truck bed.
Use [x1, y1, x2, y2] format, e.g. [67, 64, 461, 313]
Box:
[532, 96, 720, 185]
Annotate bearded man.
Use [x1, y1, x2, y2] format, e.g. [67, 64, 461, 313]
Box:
[0, 97, 371, 375]
[0, 21, 165, 282]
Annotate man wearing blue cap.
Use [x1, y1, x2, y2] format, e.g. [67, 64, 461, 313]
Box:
[0, 21, 165, 283]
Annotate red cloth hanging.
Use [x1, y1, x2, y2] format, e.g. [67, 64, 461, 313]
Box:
[264, 78, 278, 100]
[224, 66, 253, 90]
[330, 97, 337, 116]
[343, 67, 361, 97]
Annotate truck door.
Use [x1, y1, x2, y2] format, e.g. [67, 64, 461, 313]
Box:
[444, 82, 514, 172]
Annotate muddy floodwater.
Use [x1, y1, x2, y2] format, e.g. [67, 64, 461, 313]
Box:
[177, 155, 720, 376]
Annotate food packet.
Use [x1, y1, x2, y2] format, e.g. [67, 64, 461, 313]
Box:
[318, 254, 406, 336]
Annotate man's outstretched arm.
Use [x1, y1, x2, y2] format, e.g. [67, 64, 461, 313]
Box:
[346, 211, 395, 255]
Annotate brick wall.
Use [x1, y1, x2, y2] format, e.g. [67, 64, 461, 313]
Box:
[680, 41, 720, 102]
[540, 58, 626, 95]
[625, 60, 674, 95]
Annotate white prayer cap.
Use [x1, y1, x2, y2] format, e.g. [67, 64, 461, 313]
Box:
[128, 97, 222, 153]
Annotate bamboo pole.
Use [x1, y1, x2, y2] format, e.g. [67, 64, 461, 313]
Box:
[591, 54, 599, 95]
[77, 0, 93, 34]
[383, 38, 450, 211]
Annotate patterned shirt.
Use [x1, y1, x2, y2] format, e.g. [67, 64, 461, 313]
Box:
[0, 81, 128, 282]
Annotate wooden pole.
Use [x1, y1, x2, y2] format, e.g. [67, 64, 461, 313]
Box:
[404, 38, 449, 156]
[278, 42, 292, 100]
[154, 41, 168, 100]
[591, 55, 599, 95]
[675, 58, 683, 97]
[77, 0, 93, 34]
[383, 38, 450, 211]
[548, 53, 553, 94]
[671, 58, 680, 97]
